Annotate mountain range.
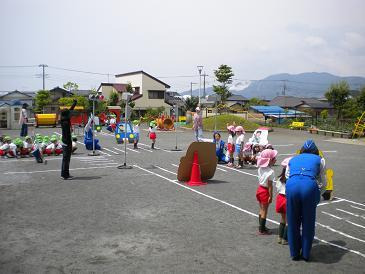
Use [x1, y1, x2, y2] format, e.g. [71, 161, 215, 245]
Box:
[181, 72, 365, 100]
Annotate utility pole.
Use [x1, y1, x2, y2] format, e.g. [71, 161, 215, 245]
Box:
[202, 73, 208, 98]
[190, 82, 197, 98]
[197, 66, 203, 105]
[282, 80, 287, 96]
[39, 64, 48, 90]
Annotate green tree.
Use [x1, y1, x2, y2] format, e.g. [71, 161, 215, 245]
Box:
[35, 90, 51, 113]
[58, 95, 89, 109]
[213, 64, 234, 104]
[183, 96, 199, 112]
[108, 91, 119, 106]
[320, 109, 328, 120]
[63, 81, 79, 92]
[357, 86, 365, 112]
[244, 97, 267, 110]
[342, 98, 361, 119]
[325, 81, 350, 120]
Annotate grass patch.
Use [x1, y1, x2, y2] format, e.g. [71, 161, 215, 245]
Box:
[185, 114, 260, 132]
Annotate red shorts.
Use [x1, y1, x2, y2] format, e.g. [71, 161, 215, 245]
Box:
[44, 149, 53, 156]
[0, 150, 5, 156]
[276, 194, 286, 214]
[55, 148, 62, 155]
[227, 143, 235, 153]
[20, 148, 30, 155]
[256, 185, 269, 205]
[149, 132, 156, 140]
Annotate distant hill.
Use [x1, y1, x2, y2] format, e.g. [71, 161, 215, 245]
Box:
[181, 72, 365, 99]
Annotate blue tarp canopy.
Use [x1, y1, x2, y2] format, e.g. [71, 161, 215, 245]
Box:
[250, 105, 310, 118]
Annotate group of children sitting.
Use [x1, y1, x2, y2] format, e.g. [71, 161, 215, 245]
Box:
[213, 123, 273, 168]
[0, 134, 77, 161]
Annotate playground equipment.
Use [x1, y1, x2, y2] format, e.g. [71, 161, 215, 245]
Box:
[155, 116, 175, 130]
[35, 114, 57, 127]
[115, 121, 137, 144]
[352, 111, 365, 138]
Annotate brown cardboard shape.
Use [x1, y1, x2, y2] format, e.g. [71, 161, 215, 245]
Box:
[177, 142, 217, 182]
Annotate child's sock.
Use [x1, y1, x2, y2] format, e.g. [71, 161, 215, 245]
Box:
[258, 214, 261, 227]
[134, 143, 137, 149]
[259, 217, 267, 232]
[283, 225, 288, 241]
[152, 143, 155, 149]
[278, 223, 285, 242]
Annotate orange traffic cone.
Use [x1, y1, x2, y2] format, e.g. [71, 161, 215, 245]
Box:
[186, 151, 207, 186]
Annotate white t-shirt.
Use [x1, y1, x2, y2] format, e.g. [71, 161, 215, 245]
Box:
[149, 127, 156, 133]
[133, 125, 140, 134]
[0, 143, 9, 150]
[258, 167, 275, 188]
[276, 180, 286, 195]
[236, 134, 245, 145]
[110, 118, 116, 124]
[227, 135, 234, 144]
[46, 143, 55, 150]
[23, 141, 32, 149]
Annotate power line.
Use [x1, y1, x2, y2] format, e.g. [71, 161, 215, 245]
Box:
[0, 65, 38, 68]
[48, 65, 110, 76]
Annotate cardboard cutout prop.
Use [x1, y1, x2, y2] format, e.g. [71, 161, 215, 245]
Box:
[177, 142, 217, 182]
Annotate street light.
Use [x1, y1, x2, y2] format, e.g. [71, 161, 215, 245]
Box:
[197, 65, 203, 105]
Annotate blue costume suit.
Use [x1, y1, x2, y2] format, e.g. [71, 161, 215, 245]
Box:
[213, 133, 227, 163]
[84, 128, 101, 150]
[286, 153, 321, 260]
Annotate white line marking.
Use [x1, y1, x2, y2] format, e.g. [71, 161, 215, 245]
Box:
[133, 164, 365, 258]
[155, 165, 178, 175]
[351, 205, 365, 211]
[315, 222, 365, 243]
[273, 144, 294, 147]
[127, 148, 141, 153]
[219, 165, 258, 178]
[216, 167, 228, 172]
[139, 143, 172, 153]
[278, 153, 296, 156]
[139, 147, 153, 153]
[346, 221, 365, 229]
[4, 165, 119, 174]
[317, 199, 345, 207]
[336, 208, 365, 219]
[99, 151, 112, 156]
[322, 150, 337, 153]
[171, 164, 179, 167]
[103, 148, 119, 155]
[336, 198, 365, 207]
[322, 211, 342, 220]
[112, 147, 126, 154]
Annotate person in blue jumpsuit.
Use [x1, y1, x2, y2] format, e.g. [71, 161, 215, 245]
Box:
[84, 115, 101, 150]
[286, 140, 325, 261]
[213, 132, 227, 164]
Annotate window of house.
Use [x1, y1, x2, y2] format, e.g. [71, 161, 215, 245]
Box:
[13, 107, 20, 121]
[148, 90, 165, 99]
[134, 87, 140, 94]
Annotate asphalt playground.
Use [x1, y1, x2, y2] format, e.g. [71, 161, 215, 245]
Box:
[0, 126, 364, 273]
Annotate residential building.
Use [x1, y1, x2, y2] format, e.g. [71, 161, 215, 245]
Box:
[0, 90, 35, 129]
[44, 87, 73, 114]
[269, 96, 334, 116]
[98, 71, 171, 114]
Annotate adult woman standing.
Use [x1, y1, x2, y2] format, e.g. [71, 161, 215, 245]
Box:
[285, 140, 326, 261]
[19, 103, 28, 137]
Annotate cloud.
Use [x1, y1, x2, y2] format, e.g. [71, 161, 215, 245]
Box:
[304, 36, 327, 47]
[341, 32, 365, 51]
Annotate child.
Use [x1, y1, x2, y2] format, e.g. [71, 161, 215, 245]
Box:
[213, 132, 227, 164]
[256, 149, 278, 235]
[133, 120, 140, 149]
[45, 136, 57, 156]
[0, 136, 12, 158]
[226, 124, 236, 167]
[41, 136, 50, 154]
[148, 121, 157, 149]
[21, 136, 33, 157]
[276, 157, 292, 245]
[72, 134, 78, 153]
[251, 144, 261, 165]
[13, 138, 24, 158]
[234, 126, 245, 168]
[32, 135, 47, 164]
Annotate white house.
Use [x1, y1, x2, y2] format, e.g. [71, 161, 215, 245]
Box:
[0, 91, 34, 130]
[98, 71, 172, 114]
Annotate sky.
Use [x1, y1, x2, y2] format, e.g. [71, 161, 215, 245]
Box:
[0, 0, 364, 92]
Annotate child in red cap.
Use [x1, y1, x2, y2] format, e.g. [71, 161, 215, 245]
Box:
[256, 148, 278, 235]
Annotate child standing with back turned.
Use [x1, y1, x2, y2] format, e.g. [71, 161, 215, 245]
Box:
[256, 149, 278, 235]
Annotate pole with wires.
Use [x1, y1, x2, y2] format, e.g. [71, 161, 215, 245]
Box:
[39, 64, 48, 90]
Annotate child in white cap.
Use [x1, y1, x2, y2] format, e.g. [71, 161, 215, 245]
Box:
[256, 149, 278, 235]
[234, 126, 245, 168]
[276, 157, 292, 245]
